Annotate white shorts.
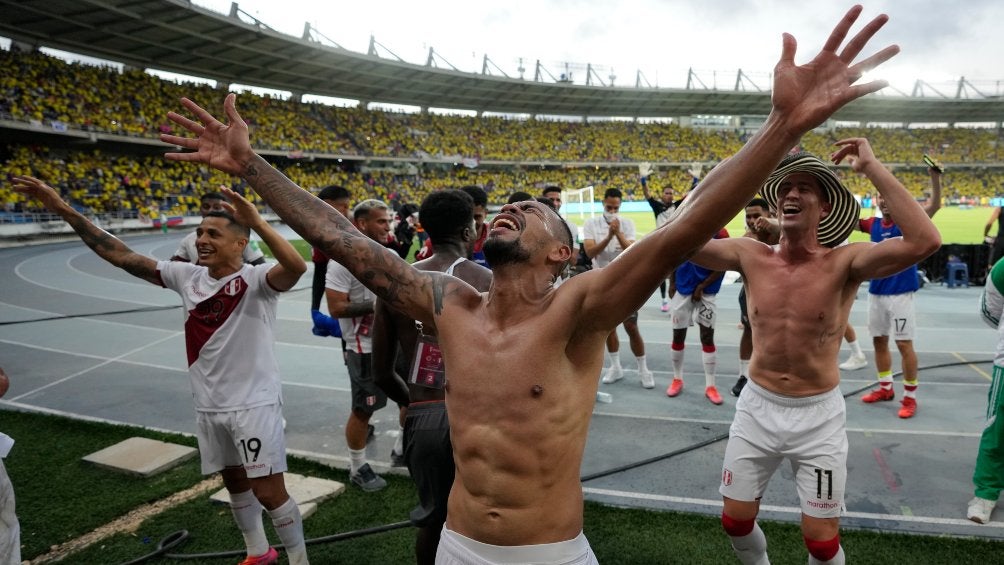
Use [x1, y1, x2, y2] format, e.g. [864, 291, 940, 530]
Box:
[868, 292, 916, 340]
[0, 459, 19, 565]
[719, 378, 847, 519]
[670, 292, 717, 330]
[195, 403, 287, 478]
[436, 527, 598, 565]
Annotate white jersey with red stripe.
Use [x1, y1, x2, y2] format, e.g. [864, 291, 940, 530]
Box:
[325, 260, 374, 354]
[156, 260, 282, 412]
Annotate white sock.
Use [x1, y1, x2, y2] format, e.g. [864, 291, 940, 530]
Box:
[609, 353, 622, 369]
[636, 355, 648, 372]
[739, 359, 750, 378]
[393, 426, 404, 455]
[808, 545, 844, 565]
[229, 489, 269, 557]
[267, 497, 309, 565]
[349, 447, 366, 475]
[729, 521, 769, 565]
[671, 347, 685, 379]
[848, 340, 863, 357]
[702, 349, 717, 387]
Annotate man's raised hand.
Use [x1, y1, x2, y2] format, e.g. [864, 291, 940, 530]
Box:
[219, 186, 262, 228]
[12, 175, 66, 211]
[161, 93, 253, 177]
[771, 5, 899, 136]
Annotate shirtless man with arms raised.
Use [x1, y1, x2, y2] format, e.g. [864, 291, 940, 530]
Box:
[160, 6, 897, 561]
[692, 138, 940, 563]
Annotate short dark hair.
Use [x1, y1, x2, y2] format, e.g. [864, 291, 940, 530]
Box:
[317, 185, 350, 202]
[203, 210, 250, 238]
[603, 188, 623, 200]
[747, 197, 771, 211]
[536, 196, 556, 211]
[507, 191, 533, 204]
[542, 186, 561, 197]
[420, 190, 474, 243]
[200, 192, 224, 203]
[459, 185, 488, 208]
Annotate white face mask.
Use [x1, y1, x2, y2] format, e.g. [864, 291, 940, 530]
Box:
[603, 211, 617, 223]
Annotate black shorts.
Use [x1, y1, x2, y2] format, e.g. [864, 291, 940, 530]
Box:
[738, 286, 749, 327]
[345, 351, 388, 414]
[404, 401, 454, 528]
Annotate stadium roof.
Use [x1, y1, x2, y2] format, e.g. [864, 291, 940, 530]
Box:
[3, 0, 1003, 124]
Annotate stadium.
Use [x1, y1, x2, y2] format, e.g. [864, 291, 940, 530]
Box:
[1, 1, 1004, 564]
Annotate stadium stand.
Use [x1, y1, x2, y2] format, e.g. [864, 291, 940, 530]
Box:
[2, 48, 1004, 223]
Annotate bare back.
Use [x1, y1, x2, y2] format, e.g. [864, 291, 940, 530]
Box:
[438, 274, 609, 545]
[741, 242, 861, 396]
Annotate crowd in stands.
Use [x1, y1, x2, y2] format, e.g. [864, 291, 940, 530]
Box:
[3, 47, 1004, 216]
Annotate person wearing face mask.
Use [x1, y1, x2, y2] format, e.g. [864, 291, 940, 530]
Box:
[583, 188, 654, 391]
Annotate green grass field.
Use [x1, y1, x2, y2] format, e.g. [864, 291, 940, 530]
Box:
[5, 410, 1001, 564]
[563, 205, 988, 245]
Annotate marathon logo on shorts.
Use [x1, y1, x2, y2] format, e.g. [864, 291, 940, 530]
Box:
[807, 500, 841, 510]
[246, 462, 266, 472]
[366, 395, 376, 406]
[722, 468, 733, 486]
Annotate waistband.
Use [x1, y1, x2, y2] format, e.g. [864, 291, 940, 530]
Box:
[442, 526, 590, 563]
[746, 377, 841, 408]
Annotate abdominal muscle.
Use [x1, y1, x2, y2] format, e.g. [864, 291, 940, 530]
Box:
[445, 387, 592, 546]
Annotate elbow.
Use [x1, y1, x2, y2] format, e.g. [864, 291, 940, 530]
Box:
[920, 231, 942, 258]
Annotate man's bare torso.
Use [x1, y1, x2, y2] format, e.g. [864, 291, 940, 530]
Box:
[436, 279, 606, 545]
[742, 243, 860, 396]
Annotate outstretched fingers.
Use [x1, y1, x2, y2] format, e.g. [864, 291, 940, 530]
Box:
[179, 97, 220, 129]
[838, 12, 891, 64]
[821, 5, 863, 54]
[847, 44, 901, 82]
[165, 110, 205, 136]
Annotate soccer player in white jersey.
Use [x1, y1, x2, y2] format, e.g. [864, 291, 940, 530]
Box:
[13, 175, 309, 565]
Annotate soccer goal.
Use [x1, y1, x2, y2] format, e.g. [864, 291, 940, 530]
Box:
[563, 184, 595, 222]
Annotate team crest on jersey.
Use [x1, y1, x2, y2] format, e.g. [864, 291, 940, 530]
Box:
[722, 468, 733, 486]
[224, 277, 245, 296]
[366, 395, 376, 406]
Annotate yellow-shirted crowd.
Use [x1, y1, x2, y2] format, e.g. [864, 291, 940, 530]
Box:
[2, 48, 1004, 216]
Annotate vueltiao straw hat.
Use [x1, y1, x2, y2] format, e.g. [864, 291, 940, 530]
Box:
[761, 151, 860, 247]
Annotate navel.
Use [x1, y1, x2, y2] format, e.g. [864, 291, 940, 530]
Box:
[531, 384, 544, 397]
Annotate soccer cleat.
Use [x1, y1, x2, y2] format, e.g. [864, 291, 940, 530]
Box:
[861, 387, 894, 403]
[391, 449, 406, 468]
[705, 386, 724, 405]
[731, 376, 747, 397]
[967, 497, 996, 524]
[238, 547, 278, 565]
[639, 368, 655, 389]
[660, 300, 669, 313]
[898, 397, 917, 419]
[601, 365, 624, 384]
[666, 378, 684, 397]
[839, 352, 868, 371]
[595, 391, 613, 404]
[350, 463, 388, 492]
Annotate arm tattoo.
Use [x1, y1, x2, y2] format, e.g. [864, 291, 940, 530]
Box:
[242, 156, 433, 316]
[433, 276, 445, 315]
[343, 300, 374, 317]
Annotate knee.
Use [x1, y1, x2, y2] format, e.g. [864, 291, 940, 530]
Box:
[804, 534, 840, 562]
[721, 513, 755, 537]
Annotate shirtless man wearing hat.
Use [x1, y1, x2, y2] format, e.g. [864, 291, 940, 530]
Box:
[691, 138, 940, 564]
[160, 7, 899, 562]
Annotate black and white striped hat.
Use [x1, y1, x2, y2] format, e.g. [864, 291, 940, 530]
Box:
[761, 152, 860, 248]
